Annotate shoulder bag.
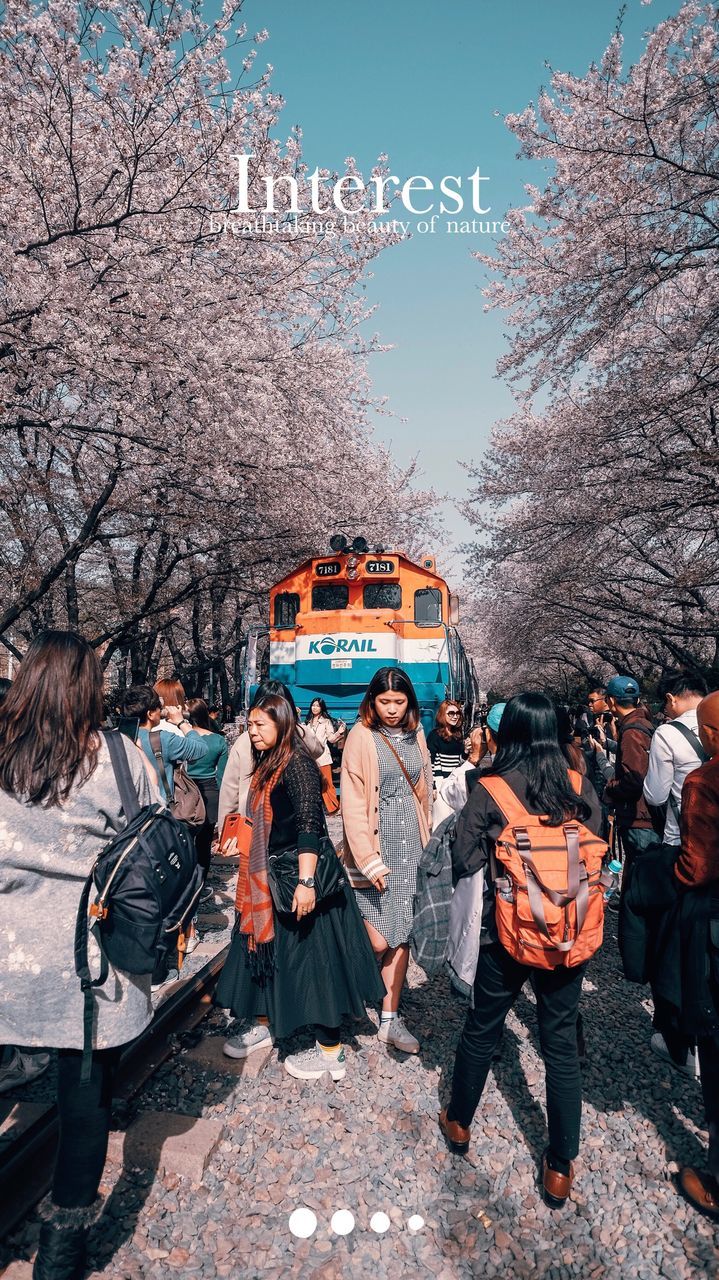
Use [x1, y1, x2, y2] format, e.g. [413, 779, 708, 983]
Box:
[267, 833, 347, 914]
[149, 729, 206, 828]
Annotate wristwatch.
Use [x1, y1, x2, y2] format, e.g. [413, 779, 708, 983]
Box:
[179, 718, 190, 727]
[298, 877, 316, 889]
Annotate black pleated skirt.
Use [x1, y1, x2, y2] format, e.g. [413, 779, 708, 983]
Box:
[215, 886, 385, 1039]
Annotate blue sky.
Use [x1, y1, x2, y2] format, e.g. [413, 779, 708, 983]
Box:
[241, 0, 683, 571]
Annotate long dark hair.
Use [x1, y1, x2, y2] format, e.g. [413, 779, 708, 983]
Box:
[486, 692, 590, 825]
[250, 693, 308, 788]
[185, 697, 215, 731]
[359, 667, 420, 731]
[0, 631, 104, 807]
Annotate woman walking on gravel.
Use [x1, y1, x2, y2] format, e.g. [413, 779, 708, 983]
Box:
[0, 631, 158, 1280]
[305, 697, 344, 813]
[341, 667, 433, 1054]
[439, 692, 603, 1208]
[216, 692, 383, 1080]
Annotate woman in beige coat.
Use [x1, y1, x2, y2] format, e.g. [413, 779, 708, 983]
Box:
[341, 667, 432, 1053]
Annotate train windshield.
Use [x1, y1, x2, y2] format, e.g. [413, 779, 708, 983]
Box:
[414, 587, 443, 627]
[274, 592, 300, 628]
[363, 583, 402, 610]
[311, 584, 349, 611]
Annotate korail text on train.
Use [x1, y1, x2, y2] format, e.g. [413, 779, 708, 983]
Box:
[239, 536, 479, 734]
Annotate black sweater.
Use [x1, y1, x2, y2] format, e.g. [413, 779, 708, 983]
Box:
[268, 750, 324, 855]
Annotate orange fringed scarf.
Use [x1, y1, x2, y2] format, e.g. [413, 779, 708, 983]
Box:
[234, 768, 280, 978]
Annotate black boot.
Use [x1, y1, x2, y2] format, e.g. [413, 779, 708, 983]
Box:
[32, 1196, 101, 1280]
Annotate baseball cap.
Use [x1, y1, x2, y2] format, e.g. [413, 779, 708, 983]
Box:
[605, 675, 640, 700]
[486, 702, 506, 735]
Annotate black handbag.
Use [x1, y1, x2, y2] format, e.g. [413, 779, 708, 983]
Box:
[267, 834, 347, 914]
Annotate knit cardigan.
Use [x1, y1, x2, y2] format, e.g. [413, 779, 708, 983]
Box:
[340, 721, 433, 888]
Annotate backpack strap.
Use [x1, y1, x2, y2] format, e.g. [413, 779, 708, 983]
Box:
[74, 870, 109, 1084]
[479, 775, 537, 826]
[149, 729, 173, 801]
[103, 729, 140, 822]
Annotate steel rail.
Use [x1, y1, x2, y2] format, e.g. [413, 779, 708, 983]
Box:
[0, 943, 229, 1244]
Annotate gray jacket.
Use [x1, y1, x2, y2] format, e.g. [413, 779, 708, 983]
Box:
[0, 735, 159, 1050]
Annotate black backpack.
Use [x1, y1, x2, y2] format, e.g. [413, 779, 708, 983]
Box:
[75, 729, 203, 1080]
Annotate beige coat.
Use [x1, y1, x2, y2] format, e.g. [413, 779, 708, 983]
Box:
[340, 721, 432, 887]
[217, 725, 323, 833]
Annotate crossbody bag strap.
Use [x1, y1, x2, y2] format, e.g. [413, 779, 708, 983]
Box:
[378, 731, 422, 804]
[149, 729, 173, 799]
[665, 720, 708, 763]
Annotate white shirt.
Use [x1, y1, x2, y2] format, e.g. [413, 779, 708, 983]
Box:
[432, 760, 475, 830]
[643, 709, 704, 845]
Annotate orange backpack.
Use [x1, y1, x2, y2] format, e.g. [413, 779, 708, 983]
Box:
[481, 771, 608, 969]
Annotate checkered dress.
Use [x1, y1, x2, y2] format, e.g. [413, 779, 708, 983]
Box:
[353, 729, 424, 948]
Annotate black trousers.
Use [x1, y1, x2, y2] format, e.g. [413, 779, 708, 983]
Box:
[448, 943, 586, 1162]
[698, 1032, 719, 1180]
[53, 1047, 121, 1208]
[194, 779, 219, 877]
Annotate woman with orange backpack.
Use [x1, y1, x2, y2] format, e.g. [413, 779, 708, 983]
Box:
[439, 692, 605, 1208]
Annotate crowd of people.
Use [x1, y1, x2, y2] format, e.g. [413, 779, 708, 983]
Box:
[0, 632, 718, 1279]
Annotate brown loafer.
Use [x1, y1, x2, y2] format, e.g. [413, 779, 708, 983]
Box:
[438, 1108, 470, 1154]
[678, 1167, 719, 1221]
[542, 1152, 574, 1208]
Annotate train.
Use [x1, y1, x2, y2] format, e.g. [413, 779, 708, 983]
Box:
[239, 536, 479, 736]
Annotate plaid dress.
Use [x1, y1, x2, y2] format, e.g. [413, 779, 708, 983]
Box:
[353, 729, 424, 948]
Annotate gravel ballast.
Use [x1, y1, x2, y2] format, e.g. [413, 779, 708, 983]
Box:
[2, 892, 718, 1277]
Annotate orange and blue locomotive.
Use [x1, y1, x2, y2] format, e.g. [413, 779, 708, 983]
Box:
[242, 536, 478, 733]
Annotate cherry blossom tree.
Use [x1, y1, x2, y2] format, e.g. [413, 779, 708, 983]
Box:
[0, 0, 435, 691]
[465, 1, 719, 693]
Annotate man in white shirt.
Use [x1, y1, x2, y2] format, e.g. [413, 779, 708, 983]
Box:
[642, 671, 709, 1075]
[644, 673, 709, 846]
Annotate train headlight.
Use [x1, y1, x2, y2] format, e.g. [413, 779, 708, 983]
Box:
[346, 555, 359, 580]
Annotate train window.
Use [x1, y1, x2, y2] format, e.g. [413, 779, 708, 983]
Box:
[274, 592, 300, 628]
[414, 587, 443, 627]
[311, 584, 349, 611]
[363, 583, 402, 610]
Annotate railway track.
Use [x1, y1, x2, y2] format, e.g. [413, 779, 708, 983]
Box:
[0, 941, 230, 1246]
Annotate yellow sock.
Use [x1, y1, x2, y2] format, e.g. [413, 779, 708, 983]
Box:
[257, 1015, 269, 1026]
[318, 1042, 340, 1054]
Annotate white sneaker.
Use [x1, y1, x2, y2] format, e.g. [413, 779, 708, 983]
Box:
[650, 1032, 697, 1078]
[284, 1044, 346, 1081]
[0, 1048, 51, 1095]
[377, 1015, 420, 1054]
[223, 1023, 274, 1059]
[184, 933, 201, 955]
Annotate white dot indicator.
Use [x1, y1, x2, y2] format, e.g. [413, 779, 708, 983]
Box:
[407, 1214, 425, 1233]
[289, 1207, 317, 1239]
[370, 1212, 391, 1234]
[331, 1209, 355, 1236]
